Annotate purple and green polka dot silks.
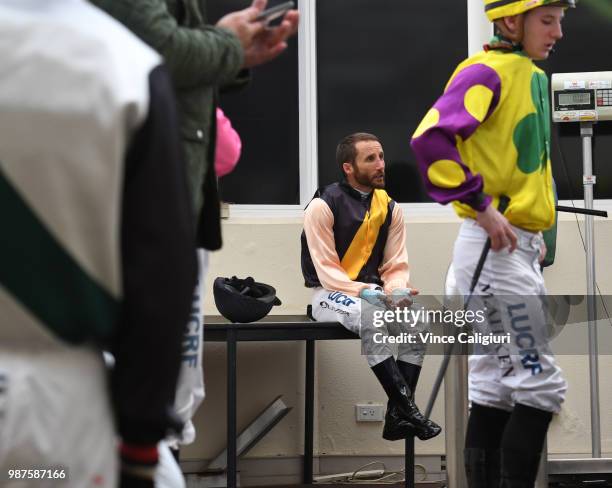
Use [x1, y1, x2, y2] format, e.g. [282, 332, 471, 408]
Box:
[411, 48, 555, 232]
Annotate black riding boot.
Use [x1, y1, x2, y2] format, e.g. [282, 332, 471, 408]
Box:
[464, 403, 511, 488]
[390, 360, 423, 439]
[396, 360, 421, 394]
[500, 449, 541, 488]
[464, 448, 501, 488]
[371, 357, 441, 441]
[499, 404, 552, 488]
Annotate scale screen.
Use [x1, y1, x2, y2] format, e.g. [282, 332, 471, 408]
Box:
[552, 89, 596, 116]
[552, 72, 612, 122]
[558, 92, 591, 106]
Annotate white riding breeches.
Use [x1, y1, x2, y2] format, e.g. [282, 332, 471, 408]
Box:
[450, 219, 567, 413]
[310, 287, 426, 367]
[169, 249, 207, 448]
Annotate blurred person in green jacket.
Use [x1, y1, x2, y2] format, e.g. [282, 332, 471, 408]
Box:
[89, 0, 299, 478]
[89, 0, 298, 247]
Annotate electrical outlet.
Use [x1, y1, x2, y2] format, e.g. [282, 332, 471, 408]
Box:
[355, 403, 384, 422]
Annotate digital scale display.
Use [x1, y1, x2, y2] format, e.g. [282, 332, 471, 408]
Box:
[553, 89, 595, 112]
[559, 92, 591, 106]
[552, 71, 612, 122]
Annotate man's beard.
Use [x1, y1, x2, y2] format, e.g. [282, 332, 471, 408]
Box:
[354, 166, 385, 189]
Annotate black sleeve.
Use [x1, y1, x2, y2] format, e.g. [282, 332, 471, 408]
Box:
[111, 64, 197, 445]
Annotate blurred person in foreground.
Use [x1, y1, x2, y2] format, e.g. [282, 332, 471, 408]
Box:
[0, 1, 196, 486]
[89, 0, 299, 461]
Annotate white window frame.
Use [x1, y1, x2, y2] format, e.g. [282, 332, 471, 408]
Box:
[228, 0, 612, 220]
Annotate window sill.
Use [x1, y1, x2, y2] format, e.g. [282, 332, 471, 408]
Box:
[224, 200, 612, 223]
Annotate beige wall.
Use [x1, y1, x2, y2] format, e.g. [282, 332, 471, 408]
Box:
[183, 212, 612, 462]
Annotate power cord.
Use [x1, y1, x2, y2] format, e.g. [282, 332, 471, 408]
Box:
[314, 460, 429, 484]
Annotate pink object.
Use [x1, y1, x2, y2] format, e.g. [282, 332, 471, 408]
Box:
[215, 107, 242, 177]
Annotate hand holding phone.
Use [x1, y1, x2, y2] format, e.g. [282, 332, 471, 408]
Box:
[220, 0, 298, 68]
[255, 1, 295, 24]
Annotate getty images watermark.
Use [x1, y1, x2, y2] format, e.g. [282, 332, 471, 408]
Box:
[358, 294, 612, 357]
[370, 304, 511, 347]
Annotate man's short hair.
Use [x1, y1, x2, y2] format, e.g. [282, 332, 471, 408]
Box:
[336, 132, 380, 176]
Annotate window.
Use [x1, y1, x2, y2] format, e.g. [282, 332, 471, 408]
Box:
[316, 0, 468, 203]
[209, 1, 612, 208]
[209, 0, 300, 204]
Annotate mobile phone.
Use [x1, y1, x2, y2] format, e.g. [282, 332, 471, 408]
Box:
[255, 1, 294, 23]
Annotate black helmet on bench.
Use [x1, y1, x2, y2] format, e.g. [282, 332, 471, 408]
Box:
[213, 276, 282, 323]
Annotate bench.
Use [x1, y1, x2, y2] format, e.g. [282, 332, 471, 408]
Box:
[203, 315, 418, 488]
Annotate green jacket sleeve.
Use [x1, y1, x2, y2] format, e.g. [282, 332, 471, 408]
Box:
[91, 0, 244, 89]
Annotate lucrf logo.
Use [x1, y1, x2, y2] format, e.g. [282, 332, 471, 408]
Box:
[327, 291, 355, 307]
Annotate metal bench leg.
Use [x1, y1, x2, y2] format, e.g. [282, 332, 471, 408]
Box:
[227, 329, 237, 488]
[405, 436, 415, 488]
[304, 339, 315, 484]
